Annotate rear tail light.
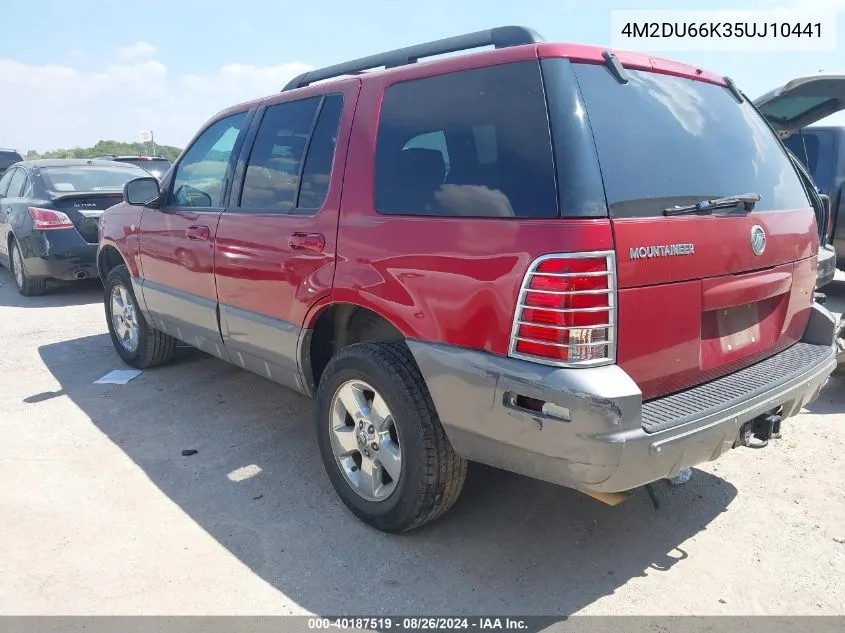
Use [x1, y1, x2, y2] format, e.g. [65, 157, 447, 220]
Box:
[28, 207, 74, 230]
[509, 251, 616, 367]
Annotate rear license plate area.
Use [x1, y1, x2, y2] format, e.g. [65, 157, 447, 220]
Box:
[715, 303, 760, 352]
[700, 296, 786, 370]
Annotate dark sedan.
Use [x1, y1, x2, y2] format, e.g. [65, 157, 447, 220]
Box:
[0, 159, 148, 296]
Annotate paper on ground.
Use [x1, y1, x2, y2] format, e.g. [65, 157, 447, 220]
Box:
[94, 369, 143, 385]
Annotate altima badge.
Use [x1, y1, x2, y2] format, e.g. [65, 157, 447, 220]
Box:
[751, 225, 766, 256]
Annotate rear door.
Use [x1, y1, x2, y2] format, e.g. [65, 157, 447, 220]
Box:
[214, 82, 355, 391]
[569, 62, 817, 400]
[138, 110, 252, 357]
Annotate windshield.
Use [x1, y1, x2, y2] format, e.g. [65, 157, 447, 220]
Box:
[570, 63, 810, 217]
[41, 165, 146, 192]
[115, 158, 171, 177]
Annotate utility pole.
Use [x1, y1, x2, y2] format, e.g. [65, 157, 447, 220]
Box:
[150, 130, 157, 157]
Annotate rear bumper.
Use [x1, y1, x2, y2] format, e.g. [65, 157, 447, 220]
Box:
[18, 230, 98, 281]
[816, 244, 837, 289]
[408, 303, 837, 493]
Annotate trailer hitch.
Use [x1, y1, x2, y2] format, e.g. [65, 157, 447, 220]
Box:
[740, 413, 781, 449]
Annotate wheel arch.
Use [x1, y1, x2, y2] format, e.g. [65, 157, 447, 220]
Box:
[97, 244, 128, 284]
[302, 301, 408, 395]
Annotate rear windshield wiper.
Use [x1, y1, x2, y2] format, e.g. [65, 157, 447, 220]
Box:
[663, 193, 761, 216]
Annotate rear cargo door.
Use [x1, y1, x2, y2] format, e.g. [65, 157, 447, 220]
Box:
[754, 74, 845, 134]
[51, 193, 124, 243]
[571, 62, 817, 399]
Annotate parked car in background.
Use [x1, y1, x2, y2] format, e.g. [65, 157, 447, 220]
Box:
[95, 155, 172, 179]
[755, 75, 845, 272]
[0, 149, 23, 177]
[98, 26, 838, 532]
[0, 159, 148, 295]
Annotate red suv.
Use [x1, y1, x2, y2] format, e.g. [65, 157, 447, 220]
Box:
[98, 26, 838, 532]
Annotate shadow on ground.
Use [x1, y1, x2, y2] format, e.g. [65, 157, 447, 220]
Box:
[31, 333, 741, 621]
[0, 268, 102, 308]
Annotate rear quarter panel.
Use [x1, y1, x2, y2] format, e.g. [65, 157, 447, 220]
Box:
[327, 71, 613, 353]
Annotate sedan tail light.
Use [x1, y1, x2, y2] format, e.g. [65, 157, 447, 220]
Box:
[28, 207, 74, 230]
[509, 251, 616, 367]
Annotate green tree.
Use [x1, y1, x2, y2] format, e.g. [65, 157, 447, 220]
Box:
[40, 140, 183, 162]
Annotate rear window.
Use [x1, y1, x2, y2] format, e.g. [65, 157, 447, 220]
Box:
[0, 151, 23, 171]
[571, 63, 810, 217]
[40, 165, 146, 192]
[374, 61, 558, 218]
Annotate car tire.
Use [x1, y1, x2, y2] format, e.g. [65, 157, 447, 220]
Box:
[316, 340, 467, 532]
[9, 239, 46, 297]
[104, 264, 176, 368]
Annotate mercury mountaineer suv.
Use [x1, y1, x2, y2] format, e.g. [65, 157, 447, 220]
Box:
[97, 26, 839, 532]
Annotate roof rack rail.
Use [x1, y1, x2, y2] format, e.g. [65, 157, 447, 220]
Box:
[282, 25, 544, 91]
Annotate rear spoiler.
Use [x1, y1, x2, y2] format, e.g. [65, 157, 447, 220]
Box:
[49, 191, 124, 201]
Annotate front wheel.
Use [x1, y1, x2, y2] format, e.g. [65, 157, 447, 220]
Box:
[104, 264, 176, 368]
[315, 341, 467, 532]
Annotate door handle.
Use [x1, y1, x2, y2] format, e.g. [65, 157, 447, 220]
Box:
[288, 232, 325, 253]
[186, 225, 211, 241]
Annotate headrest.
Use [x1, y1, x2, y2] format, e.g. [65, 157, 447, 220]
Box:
[396, 148, 445, 187]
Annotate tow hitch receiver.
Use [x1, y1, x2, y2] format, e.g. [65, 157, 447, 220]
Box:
[740, 413, 782, 449]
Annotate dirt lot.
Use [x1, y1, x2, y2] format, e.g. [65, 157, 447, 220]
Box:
[1, 266, 843, 617]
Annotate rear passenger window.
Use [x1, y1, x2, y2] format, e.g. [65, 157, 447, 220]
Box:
[297, 94, 344, 211]
[239, 97, 320, 211]
[375, 61, 558, 218]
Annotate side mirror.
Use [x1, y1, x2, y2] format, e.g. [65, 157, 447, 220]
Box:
[124, 177, 161, 206]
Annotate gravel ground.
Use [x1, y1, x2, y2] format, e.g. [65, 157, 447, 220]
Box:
[0, 266, 843, 617]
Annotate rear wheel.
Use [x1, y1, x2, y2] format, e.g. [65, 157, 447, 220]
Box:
[104, 264, 176, 368]
[9, 239, 46, 296]
[316, 341, 467, 532]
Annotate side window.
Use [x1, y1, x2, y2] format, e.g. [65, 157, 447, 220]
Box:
[297, 94, 344, 211]
[374, 61, 558, 218]
[6, 168, 27, 198]
[239, 97, 320, 212]
[0, 169, 15, 198]
[169, 111, 248, 208]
